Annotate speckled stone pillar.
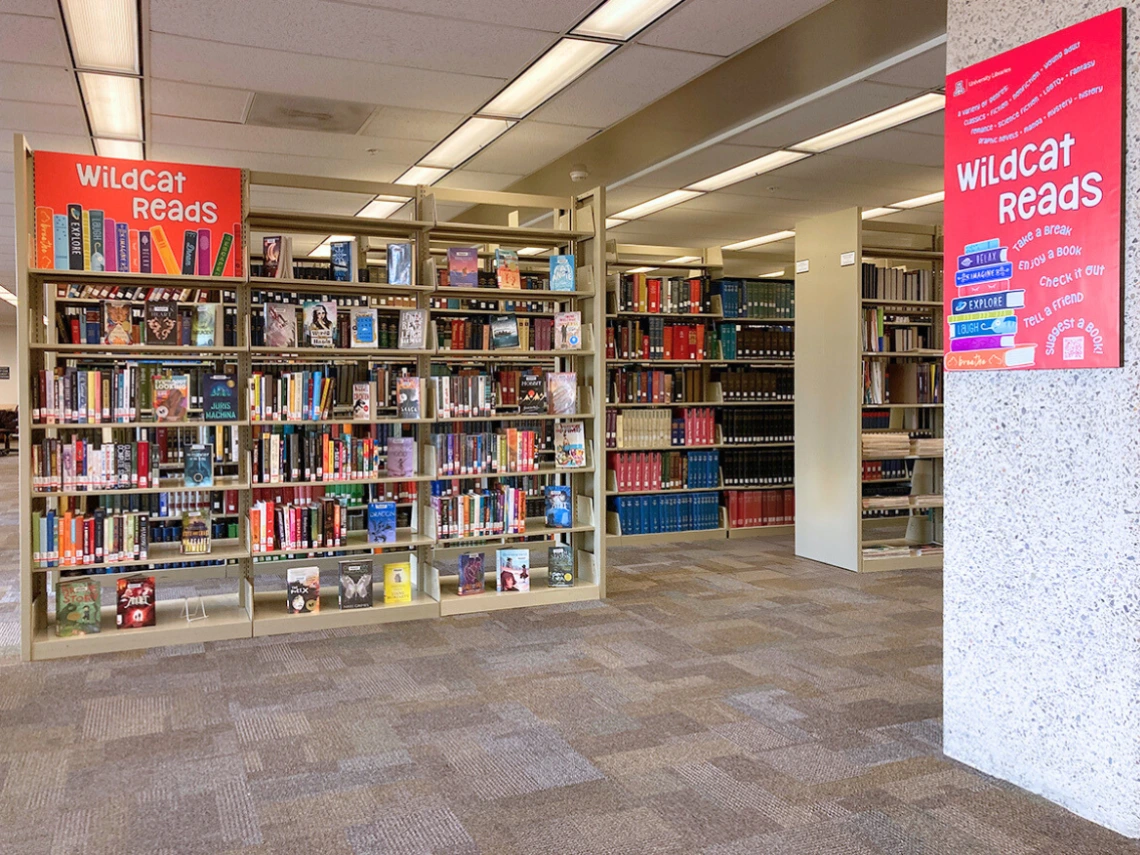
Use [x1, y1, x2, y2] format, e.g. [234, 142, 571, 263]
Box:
[944, 0, 1140, 836]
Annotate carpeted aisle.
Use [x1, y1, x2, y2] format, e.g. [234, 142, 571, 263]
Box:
[0, 453, 1133, 854]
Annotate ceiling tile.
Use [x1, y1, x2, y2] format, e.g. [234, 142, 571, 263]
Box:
[438, 170, 526, 193]
[0, 63, 78, 106]
[148, 143, 408, 183]
[0, 102, 88, 136]
[150, 79, 252, 123]
[150, 34, 505, 115]
[638, 0, 831, 57]
[868, 44, 947, 90]
[0, 132, 92, 156]
[151, 0, 553, 78]
[344, 0, 597, 32]
[773, 153, 943, 195]
[531, 45, 720, 130]
[249, 186, 375, 218]
[463, 121, 598, 176]
[835, 128, 943, 169]
[618, 142, 776, 193]
[360, 107, 467, 144]
[0, 14, 68, 66]
[897, 111, 943, 137]
[4, 2, 56, 16]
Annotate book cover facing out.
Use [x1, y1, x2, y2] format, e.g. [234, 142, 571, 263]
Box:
[383, 561, 412, 604]
[549, 254, 575, 291]
[153, 375, 190, 422]
[396, 376, 421, 419]
[398, 309, 427, 350]
[519, 372, 547, 414]
[116, 576, 156, 629]
[495, 248, 520, 289]
[56, 578, 101, 636]
[544, 485, 572, 528]
[457, 552, 485, 596]
[386, 437, 416, 477]
[368, 501, 397, 543]
[339, 559, 373, 609]
[490, 315, 520, 349]
[548, 545, 574, 587]
[287, 567, 320, 614]
[143, 301, 178, 344]
[554, 422, 586, 468]
[448, 247, 478, 287]
[387, 242, 412, 285]
[303, 301, 337, 348]
[183, 444, 214, 488]
[496, 548, 530, 592]
[203, 374, 239, 421]
[264, 303, 298, 348]
[350, 307, 377, 348]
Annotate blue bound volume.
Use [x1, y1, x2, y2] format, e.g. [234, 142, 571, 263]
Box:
[949, 316, 1017, 338]
[950, 290, 1025, 314]
[954, 262, 1013, 286]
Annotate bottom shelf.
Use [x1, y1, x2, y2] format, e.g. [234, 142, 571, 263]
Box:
[607, 527, 727, 548]
[726, 524, 794, 539]
[861, 543, 943, 573]
[252, 589, 438, 636]
[437, 571, 600, 616]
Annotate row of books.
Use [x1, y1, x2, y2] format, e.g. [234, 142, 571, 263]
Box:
[861, 432, 911, 457]
[721, 410, 793, 444]
[151, 516, 236, 545]
[55, 283, 237, 303]
[285, 557, 411, 616]
[249, 495, 353, 552]
[54, 576, 167, 637]
[251, 431, 416, 484]
[248, 372, 420, 422]
[56, 302, 238, 347]
[438, 248, 576, 291]
[604, 408, 717, 449]
[716, 279, 795, 319]
[433, 371, 578, 419]
[33, 368, 238, 424]
[722, 448, 794, 486]
[608, 450, 720, 492]
[862, 264, 939, 302]
[607, 367, 706, 405]
[606, 319, 712, 361]
[254, 483, 416, 507]
[455, 546, 575, 595]
[726, 489, 795, 529]
[258, 303, 427, 350]
[717, 324, 793, 360]
[435, 313, 582, 352]
[32, 438, 231, 492]
[862, 307, 935, 353]
[611, 274, 711, 315]
[862, 459, 911, 481]
[609, 493, 721, 536]
[430, 429, 539, 476]
[250, 289, 416, 312]
[719, 369, 794, 401]
[862, 361, 943, 405]
[432, 486, 530, 540]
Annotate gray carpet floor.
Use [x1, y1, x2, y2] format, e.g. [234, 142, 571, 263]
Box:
[0, 453, 1134, 854]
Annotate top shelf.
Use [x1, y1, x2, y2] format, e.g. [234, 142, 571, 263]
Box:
[248, 276, 431, 293]
[434, 287, 592, 300]
[429, 221, 592, 243]
[30, 269, 239, 286]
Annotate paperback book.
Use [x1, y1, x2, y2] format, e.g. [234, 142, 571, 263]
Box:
[153, 375, 190, 422]
[554, 311, 581, 350]
[264, 303, 298, 348]
[496, 548, 530, 592]
[457, 552, 485, 596]
[387, 242, 412, 285]
[193, 304, 218, 347]
[549, 254, 575, 291]
[143, 301, 178, 344]
[352, 382, 373, 420]
[339, 559, 373, 609]
[547, 545, 573, 587]
[181, 510, 212, 554]
[303, 301, 337, 348]
[287, 567, 320, 613]
[102, 301, 133, 345]
[368, 501, 397, 543]
[386, 437, 416, 477]
[184, 444, 214, 488]
[554, 421, 586, 469]
[544, 485, 572, 528]
[329, 238, 357, 282]
[56, 578, 101, 636]
[203, 374, 239, 421]
[495, 248, 520, 289]
[350, 307, 377, 348]
[448, 247, 479, 287]
[547, 372, 577, 414]
[490, 314, 520, 349]
[397, 376, 422, 419]
[398, 309, 427, 350]
[383, 560, 412, 604]
[116, 575, 156, 629]
[519, 372, 547, 414]
[263, 236, 293, 278]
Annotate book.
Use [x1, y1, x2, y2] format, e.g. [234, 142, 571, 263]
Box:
[339, 559, 373, 609]
[457, 552, 485, 596]
[554, 421, 586, 469]
[287, 567, 320, 613]
[116, 576, 156, 629]
[143, 301, 178, 344]
[549, 254, 575, 291]
[398, 309, 427, 350]
[264, 303, 298, 348]
[329, 238, 357, 282]
[184, 444, 214, 488]
[544, 485, 572, 528]
[547, 372, 577, 414]
[448, 247, 478, 287]
[496, 548, 530, 592]
[102, 301, 133, 345]
[495, 248, 520, 289]
[519, 372, 547, 414]
[368, 501, 397, 543]
[944, 344, 1037, 370]
[383, 560, 412, 604]
[350, 307, 377, 348]
[490, 314, 520, 349]
[554, 311, 581, 350]
[352, 382, 373, 420]
[56, 578, 101, 636]
[386, 437, 416, 477]
[193, 303, 218, 347]
[303, 301, 337, 348]
[153, 375, 190, 422]
[203, 374, 239, 421]
[181, 510, 211, 554]
[387, 242, 412, 285]
[397, 376, 422, 419]
[548, 545, 573, 587]
[263, 236, 283, 278]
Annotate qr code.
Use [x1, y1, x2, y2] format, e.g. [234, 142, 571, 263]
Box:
[1063, 336, 1084, 361]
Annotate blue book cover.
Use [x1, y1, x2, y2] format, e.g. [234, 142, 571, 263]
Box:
[957, 248, 1007, 269]
[117, 222, 130, 272]
[330, 241, 353, 281]
[53, 214, 68, 269]
[964, 238, 1000, 254]
[549, 254, 575, 291]
[950, 290, 1026, 315]
[954, 262, 1012, 286]
[367, 501, 397, 543]
[544, 485, 572, 528]
[950, 316, 1017, 338]
[203, 374, 239, 421]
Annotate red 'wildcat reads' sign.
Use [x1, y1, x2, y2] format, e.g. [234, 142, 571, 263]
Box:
[942, 9, 1123, 370]
[33, 151, 244, 278]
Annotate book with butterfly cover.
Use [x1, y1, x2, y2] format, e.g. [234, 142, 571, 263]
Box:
[383, 560, 412, 604]
[339, 559, 373, 609]
[457, 552, 485, 596]
[264, 303, 298, 348]
[102, 300, 133, 345]
[287, 567, 320, 613]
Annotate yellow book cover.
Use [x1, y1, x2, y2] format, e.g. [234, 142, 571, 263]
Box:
[383, 560, 412, 604]
[150, 225, 179, 275]
[81, 211, 91, 270]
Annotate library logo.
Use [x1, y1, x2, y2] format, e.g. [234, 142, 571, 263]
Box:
[953, 80, 966, 97]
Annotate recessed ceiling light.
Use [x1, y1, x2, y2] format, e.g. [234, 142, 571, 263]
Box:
[60, 0, 139, 73]
[722, 230, 796, 251]
[791, 92, 945, 153]
[572, 0, 685, 40]
[78, 72, 142, 140]
[395, 165, 449, 186]
[605, 218, 627, 230]
[518, 247, 548, 256]
[862, 207, 899, 220]
[890, 190, 945, 208]
[481, 38, 615, 119]
[419, 117, 515, 169]
[685, 150, 810, 193]
[94, 138, 143, 159]
[357, 196, 410, 219]
[612, 189, 703, 221]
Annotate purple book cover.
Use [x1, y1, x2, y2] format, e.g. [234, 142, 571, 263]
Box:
[950, 334, 1016, 351]
[139, 230, 152, 273]
[104, 219, 117, 271]
[197, 228, 211, 275]
[386, 437, 416, 477]
[116, 223, 129, 272]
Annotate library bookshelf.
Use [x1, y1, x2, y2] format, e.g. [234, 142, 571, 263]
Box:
[13, 135, 605, 660]
[603, 243, 796, 547]
[794, 209, 943, 573]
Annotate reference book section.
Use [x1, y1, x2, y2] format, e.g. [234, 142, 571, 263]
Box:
[604, 244, 795, 545]
[13, 137, 606, 660]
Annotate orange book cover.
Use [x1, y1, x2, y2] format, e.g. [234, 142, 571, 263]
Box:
[35, 206, 54, 268]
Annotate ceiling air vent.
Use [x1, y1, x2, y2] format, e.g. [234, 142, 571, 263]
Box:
[245, 93, 375, 133]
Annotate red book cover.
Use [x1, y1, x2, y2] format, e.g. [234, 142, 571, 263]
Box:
[606, 326, 615, 359]
[137, 440, 148, 488]
[689, 278, 700, 314]
[69, 316, 81, 344]
[648, 279, 661, 313]
[663, 326, 673, 360]
[695, 324, 706, 359]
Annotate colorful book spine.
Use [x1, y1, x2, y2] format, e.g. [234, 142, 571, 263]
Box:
[212, 233, 232, 276]
[116, 222, 129, 272]
[53, 214, 68, 269]
[102, 217, 116, 271]
[197, 228, 211, 276]
[150, 225, 179, 274]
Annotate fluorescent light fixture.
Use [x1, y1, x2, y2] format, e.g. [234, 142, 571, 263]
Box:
[665, 256, 701, 265]
[419, 118, 515, 169]
[792, 92, 945, 153]
[61, 0, 139, 73]
[78, 72, 142, 140]
[612, 189, 703, 221]
[862, 207, 899, 220]
[0, 289, 17, 306]
[891, 190, 945, 209]
[308, 234, 355, 259]
[94, 138, 143, 159]
[759, 270, 786, 278]
[626, 266, 656, 274]
[357, 195, 410, 219]
[481, 38, 615, 119]
[396, 165, 449, 186]
[685, 150, 810, 193]
[605, 218, 627, 230]
[573, 0, 685, 40]
[722, 230, 796, 251]
[517, 247, 548, 256]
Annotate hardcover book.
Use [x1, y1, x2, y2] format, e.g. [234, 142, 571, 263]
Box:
[386, 437, 416, 477]
[116, 576, 156, 629]
[262, 236, 283, 278]
[181, 510, 211, 554]
[103, 300, 133, 345]
[549, 254, 575, 291]
[329, 238, 356, 282]
[554, 311, 581, 350]
[398, 309, 427, 350]
[495, 248, 520, 289]
[547, 545, 574, 587]
[153, 375, 190, 422]
[352, 382, 373, 420]
[193, 303, 218, 347]
[519, 372, 547, 414]
[303, 301, 337, 348]
[264, 303, 298, 348]
[56, 578, 101, 636]
[397, 376, 421, 419]
[554, 421, 587, 469]
[457, 552, 485, 596]
[546, 372, 577, 415]
[287, 567, 320, 613]
[490, 315, 520, 350]
[184, 444, 214, 488]
[496, 548, 530, 592]
[544, 485, 572, 528]
[350, 307, 377, 348]
[383, 560, 412, 604]
[368, 501, 397, 543]
[339, 559, 373, 610]
[143, 301, 178, 344]
[448, 247, 479, 287]
[387, 242, 412, 285]
[203, 374, 239, 421]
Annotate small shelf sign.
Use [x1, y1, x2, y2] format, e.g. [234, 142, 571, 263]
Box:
[795, 259, 809, 274]
[840, 251, 856, 267]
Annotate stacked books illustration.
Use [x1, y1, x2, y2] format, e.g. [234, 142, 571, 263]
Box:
[948, 238, 1035, 368]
